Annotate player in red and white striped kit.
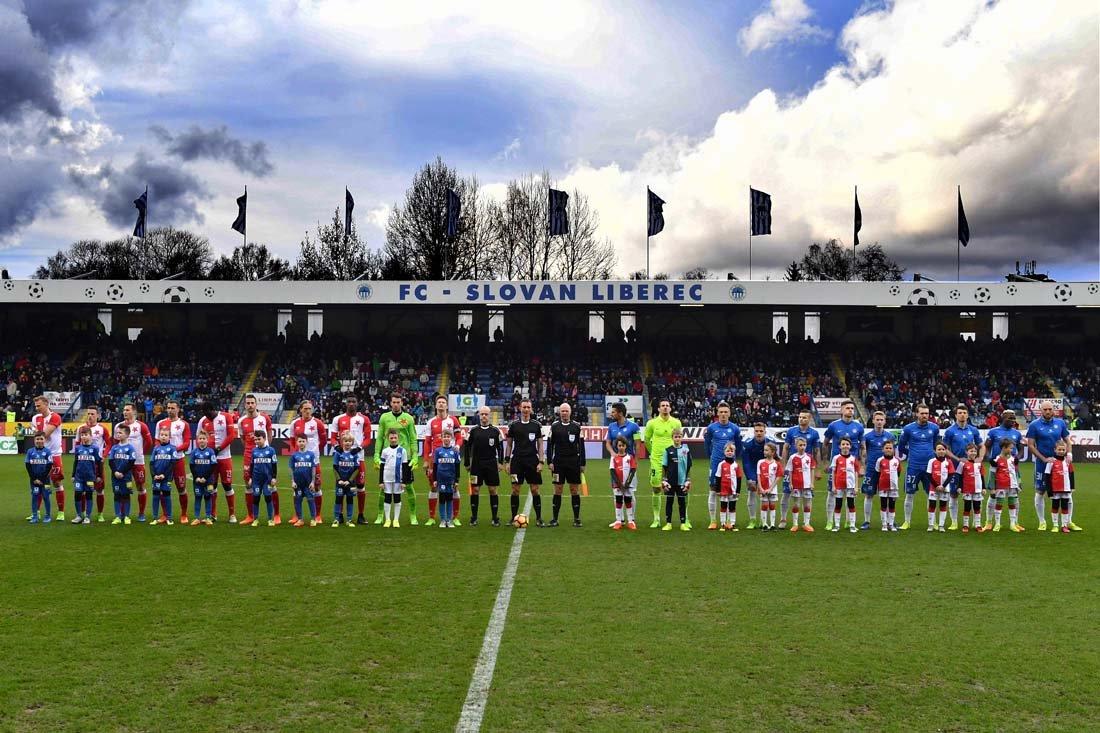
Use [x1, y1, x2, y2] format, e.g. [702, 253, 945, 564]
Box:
[198, 403, 238, 522]
[955, 443, 984, 533]
[120, 402, 154, 521]
[292, 399, 328, 521]
[1043, 440, 1076, 533]
[925, 442, 955, 533]
[31, 396, 66, 520]
[755, 442, 783, 530]
[156, 399, 193, 522]
[828, 437, 860, 533]
[876, 440, 902, 531]
[330, 394, 372, 525]
[76, 405, 112, 521]
[239, 394, 273, 525]
[785, 437, 816, 532]
[423, 395, 464, 527]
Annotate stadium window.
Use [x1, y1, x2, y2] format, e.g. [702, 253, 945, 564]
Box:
[457, 309, 473, 336]
[804, 312, 821, 343]
[588, 311, 605, 342]
[307, 309, 324, 339]
[276, 309, 292, 337]
[993, 312, 1009, 340]
[959, 311, 977, 342]
[97, 308, 112, 336]
[488, 310, 505, 343]
[621, 311, 636, 342]
[772, 312, 789, 344]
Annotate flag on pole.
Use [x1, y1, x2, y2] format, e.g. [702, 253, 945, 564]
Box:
[854, 188, 862, 246]
[345, 188, 355, 244]
[445, 189, 461, 240]
[548, 188, 569, 236]
[750, 188, 771, 236]
[958, 188, 970, 246]
[231, 188, 247, 235]
[647, 188, 665, 236]
[132, 188, 148, 238]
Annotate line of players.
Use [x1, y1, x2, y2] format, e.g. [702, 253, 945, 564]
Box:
[21, 392, 1083, 533]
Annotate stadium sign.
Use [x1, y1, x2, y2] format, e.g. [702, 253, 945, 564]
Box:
[448, 394, 487, 413]
[604, 395, 645, 419]
[1023, 398, 1063, 418]
[249, 393, 284, 414]
[44, 391, 80, 413]
[813, 397, 849, 417]
[0, 436, 16, 455]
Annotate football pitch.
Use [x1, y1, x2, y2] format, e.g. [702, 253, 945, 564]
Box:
[1, 456, 1097, 732]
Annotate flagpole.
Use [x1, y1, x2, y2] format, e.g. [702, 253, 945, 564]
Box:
[748, 186, 752, 280]
[142, 185, 148, 281]
[957, 185, 961, 282]
[646, 186, 650, 279]
[243, 185, 247, 247]
[852, 185, 857, 281]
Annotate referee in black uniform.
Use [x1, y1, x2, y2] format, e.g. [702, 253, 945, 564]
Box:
[505, 399, 544, 526]
[463, 406, 505, 526]
[547, 402, 585, 527]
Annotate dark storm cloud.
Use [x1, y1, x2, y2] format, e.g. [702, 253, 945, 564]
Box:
[150, 124, 276, 177]
[69, 153, 211, 229]
[0, 2, 61, 121]
[0, 158, 61, 239]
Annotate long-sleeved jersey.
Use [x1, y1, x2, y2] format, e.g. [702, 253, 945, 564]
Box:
[108, 444, 137, 482]
[609, 453, 637, 490]
[290, 450, 319, 491]
[704, 420, 742, 462]
[149, 443, 178, 487]
[31, 411, 63, 456]
[379, 445, 408, 484]
[424, 415, 463, 465]
[72, 444, 102, 485]
[155, 417, 192, 459]
[331, 412, 372, 451]
[876, 456, 902, 492]
[198, 413, 236, 460]
[644, 415, 682, 459]
[432, 446, 462, 487]
[993, 455, 1020, 490]
[249, 445, 278, 486]
[189, 446, 217, 483]
[926, 457, 955, 489]
[785, 453, 815, 490]
[829, 454, 860, 490]
[120, 419, 154, 460]
[25, 446, 53, 482]
[713, 458, 743, 493]
[898, 421, 940, 471]
[290, 416, 327, 456]
[506, 419, 543, 461]
[662, 444, 692, 486]
[547, 420, 584, 466]
[1044, 458, 1074, 493]
[332, 448, 362, 483]
[376, 411, 417, 466]
[755, 458, 783, 492]
[956, 459, 983, 495]
[464, 423, 504, 467]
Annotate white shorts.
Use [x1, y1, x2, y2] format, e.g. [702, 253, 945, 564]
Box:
[1052, 491, 1072, 500]
[878, 489, 899, 499]
[613, 475, 637, 496]
[791, 488, 814, 499]
[962, 492, 983, 502]
[760, 489, 779, 502]
[832, 487, 857, 499]
[930, 489, 950, 502]
[384, 481, 404, 495]
[993, 488, 1019, 500]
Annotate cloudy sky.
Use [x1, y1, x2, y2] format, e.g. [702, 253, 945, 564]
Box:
[1, 0, 1097, 280]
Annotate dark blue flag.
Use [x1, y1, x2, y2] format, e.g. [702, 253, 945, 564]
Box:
[647, 188, 665, 237]
[548, 188, 569, 236]
[445, 189, 460, 240]
[750, 188, 771, 236]
[958, 189, 970, 246]
[132, 188, 148, 238]
[854, 188, 862, 246]
[345, 188, 355, 244]
[231, 188, 247, 236]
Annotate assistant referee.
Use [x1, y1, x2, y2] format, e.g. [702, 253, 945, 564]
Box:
[547, 402, 585, 527]
[463, 406, 505, 526]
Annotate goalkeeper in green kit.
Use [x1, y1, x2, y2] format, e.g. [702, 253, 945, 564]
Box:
[643, 399, 683, 528]
[375, 392, 419, 525]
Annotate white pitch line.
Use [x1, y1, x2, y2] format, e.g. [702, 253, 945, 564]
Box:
[455, 496, 532, 733]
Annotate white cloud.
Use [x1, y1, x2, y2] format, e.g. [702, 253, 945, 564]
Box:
[494, 137, 521, 162]
[739, 0, 831, 54]
[561, 0, 1099, 280]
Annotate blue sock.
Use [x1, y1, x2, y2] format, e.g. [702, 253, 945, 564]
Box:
[294, 493, 303, 520]
[203, 495, 211, 518]
[31, 489, 37, 517]
[43, 490, 52, 518]
[124, 498, 131, 517]
[308, 495, 317, 522]
[114, 497, 121, 517]
[265, 496, 273, 520]
[164, 494, 172, 520]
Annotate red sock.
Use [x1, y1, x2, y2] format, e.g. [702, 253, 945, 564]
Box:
[429, 497, 438, 518]
[179, 492, 189, 516]
[227, 492, 236, 516]
[272, 491, 280, 516]
[138, 492, 147, 516]
[97, 492, 105, 512]
[55, 488, 65, 511]
[357, 491, 366, 515]
[315, 495, 323, 517]
[245, 493, 254, 518]
[454, 495, 461, 516]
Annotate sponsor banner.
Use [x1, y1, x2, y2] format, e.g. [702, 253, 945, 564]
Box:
[44, 391, 81, 413]
[814, 397, 849, 417]
[449, 394, 486, 414]
[0, 436, 17, 455]
[249, 392, 283, 414]
[604, 395, 644, 420]
[1023, 398, 1063, 419]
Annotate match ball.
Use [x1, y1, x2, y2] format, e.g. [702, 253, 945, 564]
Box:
[162, 285, 191, 303]
[513, 514, 529, 528]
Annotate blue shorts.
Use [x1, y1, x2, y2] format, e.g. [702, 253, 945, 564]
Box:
[904, 470, 931, 495]
[250, 482, 275, 497]
[112, 481, 133, 496]
[438, 482, 455, 497]
[30, 481, 49, 495]
[335, 481, 358, 498]
[153, 480, 173, 495]
[1033, 465, 1049, 494]
[74, 476, 97, 493]
[192, 478, 214, 497]
[861, 471, 879, 496]
[708, 458, 722, 489]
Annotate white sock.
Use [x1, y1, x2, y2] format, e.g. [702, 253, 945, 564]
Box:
[384, 502, 391, 520]
[904, 494, 914, 524]
[848, 509, 856, 527]
[393, 500, 402, 521]
[747, 490, 757, 519]
[803, 500, 812, 526]
[615, 504, 624, 522]
[928, 506, 936, 527]
[986, 495, 995, 524]
[1010, 504, 1018, 526]
[949, 496, 958, 525]
[864, 496, 874, 524]
[627, 501, 635, 521]
[780, 493, 790, 523]
[708, 491, 718, 522]
[881, 509, 888, 527]
[938, 508, 946, 528]
[1067, 495, 1074, 523]
[1035, 493, 1045, 523]
[888, 509, 896, 526]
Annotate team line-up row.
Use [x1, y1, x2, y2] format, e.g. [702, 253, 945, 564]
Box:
[20, 395, 1083, 534]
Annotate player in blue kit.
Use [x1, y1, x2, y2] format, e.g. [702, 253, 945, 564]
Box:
[25, 432, 53, 523]
[896, 404, 940, 530]
[822, 400, 864, 531]
[704, 402, 742, 530]
[859, 411, 891, 529]
[247, 431, 279, 526]
[149, 427, 178, 525]
[289, 434, 320, 527]
[604, 402, 641, 456]
[189, 431, 218, 525]
[433, 430, 462, 528]
[943, 405, 983, 530]
[332, 432, 362, 527]
[983, 410, 1023, 530]
[1025, 400, 1073, 530]
[107, 425, 137, 525]
[740, 422, 773, 529]
[71, 429, 102, 524]
[780, 410, 821, 530]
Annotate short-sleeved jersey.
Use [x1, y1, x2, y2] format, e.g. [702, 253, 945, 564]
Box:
[108, 444, 137, 479]
[785, 425, 821, 457]
[785, 453, 815, 489]
[76, 422, 112, 457]
[197, 413, 235, 460]
[72, 444, 102, 482]
[120, 419, 153, 460]
[332, 448, 362, 482]
[25, 446, 53, 480]
[861, 429, 892, 468]
[290, 416, 327, 456]
[424, 415, 463, 463]
[644, 415, 682, 459]
[1026, 417, 1070, 460]
[379, 445, 408, 483]
[189, 446, 217, 480]
[289, 450, 319, 488]
[898, 421, 940, 471]
[31, 411, 63, 456]
[377, 411, 417, 460]
[824, 419, 864, 459]
[240, 412, 272, 456]
[926, 457, 955, 488]
[943, 423, 982, 460]
[332, 412, 372, 451]
[1044, 458, 1074, 493]
[432, 446, 462, 486]
[712, 458, 742, 492]
[662, 444, 692, 486]
[610, 453, 637, 488]
[993, 455, 1020, 490]
[741, 437, 773, 480]
[705, 420, 742, 462]
[607, 419, 641, 455]
[755, 458, 783, 492]
[149, 443, 178, 480]
[956, 459, 983, 495]
[155, 417, 192, 459]
[506, 419, 543, 461]
[985, 425, 1023, 461]
[547, 421, 584, 466]
[249, 445, 278, 485]
[829, 454, 860, 490]
[876, 456, 902, 492]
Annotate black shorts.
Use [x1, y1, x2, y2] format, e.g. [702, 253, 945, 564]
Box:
[378, 462, 413, 485]
[508, 458, 542, 486]
[552, 463, 582, 485]
[470, 464, 500, 488]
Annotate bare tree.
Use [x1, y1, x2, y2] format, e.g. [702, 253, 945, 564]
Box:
[294, 209, 385, 280]
[553, 189, 616, 279]
[682, 266, 709, 280]
[208, 243, 291, 280]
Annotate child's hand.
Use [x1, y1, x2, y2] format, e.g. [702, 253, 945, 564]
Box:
[270, 479, 277, 488]
[114, 472, 123, 479]
[154, 474, 164, 481]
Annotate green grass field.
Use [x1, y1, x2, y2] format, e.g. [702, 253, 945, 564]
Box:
[1, 455, 1097, 732]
